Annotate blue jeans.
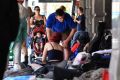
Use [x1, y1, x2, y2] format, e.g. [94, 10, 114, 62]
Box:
[71, 31, 90, 52]
[71, 31, 84, 47]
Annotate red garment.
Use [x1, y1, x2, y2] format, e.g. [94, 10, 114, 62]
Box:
[33, 25, 45, 35]
[71, 42, 80, 53]
[102, 69, 109, 80]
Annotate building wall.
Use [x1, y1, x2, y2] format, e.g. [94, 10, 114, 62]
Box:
[27, 0, 72, 18]
[25, 0, 111, 35]
[109, 1, 120, 80]
[83, 0, 112, 37]
[105, 0, 112, 29]
[27, 0, 47, 15]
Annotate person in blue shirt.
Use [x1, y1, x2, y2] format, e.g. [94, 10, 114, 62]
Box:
[70, 7, 87, 59]
[74, 7, 86, 31]
[46, 8, 76, 60]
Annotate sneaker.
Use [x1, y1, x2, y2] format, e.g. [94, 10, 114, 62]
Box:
[13, 64, 21, 71]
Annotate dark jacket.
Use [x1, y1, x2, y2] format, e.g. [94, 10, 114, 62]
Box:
[0, 0, 19, 48]
[0, 0, 19, 79]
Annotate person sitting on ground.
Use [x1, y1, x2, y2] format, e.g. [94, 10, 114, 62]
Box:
[29, 32, 68, 78]
[70, 31, 90, 60]
[42, 32, 66, 64]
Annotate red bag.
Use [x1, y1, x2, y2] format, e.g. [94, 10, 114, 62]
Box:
[102, 69, 109, 80]
[71, 42, 80, 53]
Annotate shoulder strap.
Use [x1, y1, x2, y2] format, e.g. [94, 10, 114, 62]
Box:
[49, 42, 54, 50]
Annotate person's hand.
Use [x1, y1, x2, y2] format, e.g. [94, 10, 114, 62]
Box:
[62, 39, 69, 48]
[31, 25, 35, 28]
[74, 19, 77, 22]
[42, 60, 46, 64]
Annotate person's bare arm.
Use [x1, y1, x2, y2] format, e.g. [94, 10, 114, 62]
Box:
[63, 28, 76, 48]
[46, 28, 52, 41]
[40, 42, 44, 50]
[35, 43, 39, 50]
[75, 20, 81, 24]
[43, 16, 46, 27]
[83, 42, 90, 51]
[74, 17, 81, 24]
[27, 17, 30, 35]
[30, 17, 34, 28]
[42, 43, 48, 64]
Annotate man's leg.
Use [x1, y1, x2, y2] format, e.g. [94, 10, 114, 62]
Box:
[13, 42, 22, 70]
[64, 48, 69, 60]
[62, 33, 70, 60]
[71, 31, 80, 47]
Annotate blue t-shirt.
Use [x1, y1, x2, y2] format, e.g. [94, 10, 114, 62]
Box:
[77, 14, 86, 31]
[46, 13, 76, 33]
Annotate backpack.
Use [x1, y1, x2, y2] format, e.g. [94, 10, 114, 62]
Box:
[99, 30, 112, 50]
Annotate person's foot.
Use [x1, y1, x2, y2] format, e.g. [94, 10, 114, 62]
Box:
[13, 64, 21, 71]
